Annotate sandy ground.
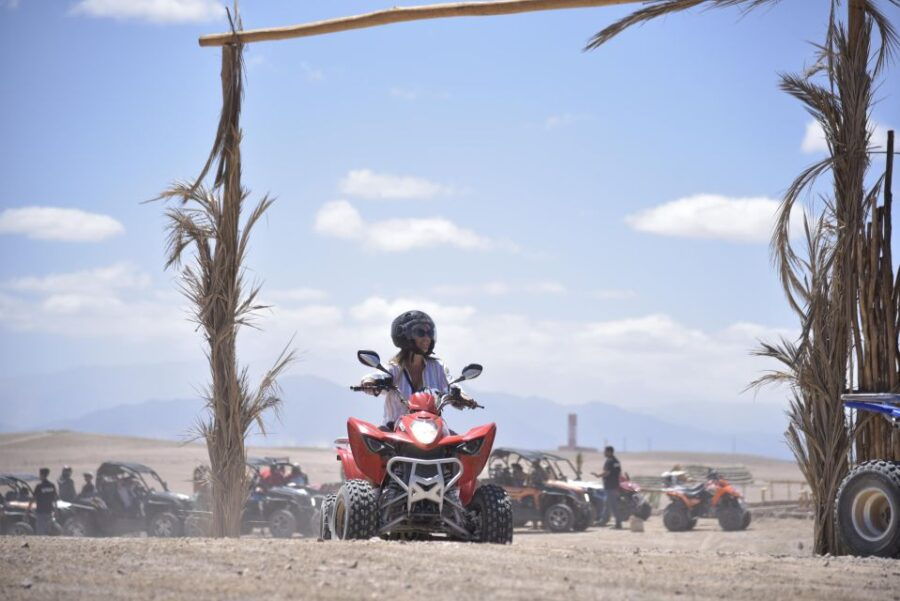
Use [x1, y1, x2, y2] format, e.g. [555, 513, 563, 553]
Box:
[2, 518, 898, 601]
[1, 432, 897, 600]
[0, 431, 804, 503]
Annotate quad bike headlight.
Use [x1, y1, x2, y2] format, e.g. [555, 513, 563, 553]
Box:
[410, 419, 439, 445]
[457, 437, 485, 455]
[363, 435, 394, 455]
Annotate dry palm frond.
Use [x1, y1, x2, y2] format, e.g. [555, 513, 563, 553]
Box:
[154, 4, 294, 537]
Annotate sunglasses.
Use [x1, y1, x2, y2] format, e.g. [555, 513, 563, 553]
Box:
[408, 324, 434, 339]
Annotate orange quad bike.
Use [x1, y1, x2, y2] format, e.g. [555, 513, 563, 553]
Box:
[662, 469, 751, 532]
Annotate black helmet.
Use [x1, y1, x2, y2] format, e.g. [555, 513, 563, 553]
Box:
[62, 466, 72, 476]
[391, 310, 436, 356]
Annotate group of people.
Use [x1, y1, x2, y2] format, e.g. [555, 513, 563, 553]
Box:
[259, 462, 308, 489]
[26, 466, 95, 535]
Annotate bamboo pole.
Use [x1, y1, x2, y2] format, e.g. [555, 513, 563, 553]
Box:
[199, 0, 643, 47]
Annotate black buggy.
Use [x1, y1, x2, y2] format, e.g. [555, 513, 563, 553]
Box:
[62, 461, 194, 537]
[0, 474, 68, 535]
[188, 457, 320, 538]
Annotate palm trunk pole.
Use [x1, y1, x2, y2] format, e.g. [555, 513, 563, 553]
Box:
[199, 0, 642, 47]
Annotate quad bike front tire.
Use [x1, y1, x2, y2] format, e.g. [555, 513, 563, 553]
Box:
[543, 502, 575, 532]
[62, 514, 93, 537]
[634, 499, 653, 522]
[663, 502, 691, 532]
[10, 521, 34, 536]
[148, 512, 182, 538]
[331, 480, 378, 540]
[269, 509, 297, 539]
[469, 484, 513, 543]
[319, 493, 336, 540]
[717, 503, 747, 532]
[835, 460, 900, 558]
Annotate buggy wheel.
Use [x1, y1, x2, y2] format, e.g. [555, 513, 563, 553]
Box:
[469, 484, 513, 543]
[62, 514, 93, 537]
[10, 521, 34, 536]
[663, 502, 690, 532]
[332, 480, 378, 540]
[148, 512, 182, 537]
[319, 494, 336, 540]
[835, 460, 900, 558]
[543, 502, 575, 532]
[269, 509, 297, 538]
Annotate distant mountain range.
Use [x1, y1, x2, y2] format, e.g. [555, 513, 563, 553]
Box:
[0, 364, 793, 459]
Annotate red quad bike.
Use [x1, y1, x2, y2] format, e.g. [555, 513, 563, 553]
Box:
[319, 350, 513, 543]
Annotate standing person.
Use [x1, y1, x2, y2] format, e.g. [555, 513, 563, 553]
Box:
[360, 310, 476, 429]
[593, 446, 623, 529]
[30, 468, 57, 535]
[78, 473, 96, 500]
[58, 466, 76, 502]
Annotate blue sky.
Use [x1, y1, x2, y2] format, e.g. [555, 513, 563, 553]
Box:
[1, 1, 898, 409]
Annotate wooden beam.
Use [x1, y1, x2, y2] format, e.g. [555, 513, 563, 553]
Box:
[199, 0, 644, 47]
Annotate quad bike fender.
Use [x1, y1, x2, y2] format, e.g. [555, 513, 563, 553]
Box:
[711, 483, 741, 507]
[450, 423, 496, 506]
[336, 446, 367, 482]
[665, 490, 700, 508]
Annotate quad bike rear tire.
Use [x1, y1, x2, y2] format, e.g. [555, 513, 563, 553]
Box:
[10, 521, 34, 536]
[62, 514, 93, 537]
[149, 512, 182, 537]
[663, 502, 691, 532]
[319, 493, 336, 540]
[331, 480, 378, 540]
[469, 484, 513, 543]
[835, 460, 900, 558]
[543, 502, 575, 532]
[687, 517, 698, 530]
[269, 509, 297, 538]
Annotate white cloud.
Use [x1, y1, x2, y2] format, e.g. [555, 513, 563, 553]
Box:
[802, 119, 893, 154]
[526, 281, 567, 295]
[339, 169, 452, 200]
[313, 200, 364, 240]
[801, 120, 828, 154]
[314, 200, 507, 253]
[390, 87, 420, 101]
[591, 289, 637, 301]
[71, 0, 225, 23]
[263, 288, 329, 304]
[544, 113, 591, 130]
[625, 194, 795, 243]
[0, 206, 124, 242]
[0, 264, 190, 341]
[8, 262, 150, 294]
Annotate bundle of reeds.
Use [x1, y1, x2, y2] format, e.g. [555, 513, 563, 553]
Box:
[157, 7, 294, 537]
[586, 0, 898, 554]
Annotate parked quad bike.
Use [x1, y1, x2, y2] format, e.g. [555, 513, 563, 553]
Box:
[662, 469, 750, 532]
[835, 394, 900, 558]
[319, 350, 513, 544]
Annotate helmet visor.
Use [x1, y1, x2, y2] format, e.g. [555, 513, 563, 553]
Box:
[407, 322, 435, 339]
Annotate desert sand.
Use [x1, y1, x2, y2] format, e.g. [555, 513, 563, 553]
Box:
[2, 431, 896, 601]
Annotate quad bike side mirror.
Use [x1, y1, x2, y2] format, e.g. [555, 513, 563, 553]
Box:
[357, 350, 391, 375]
[450, 363, 483, 385]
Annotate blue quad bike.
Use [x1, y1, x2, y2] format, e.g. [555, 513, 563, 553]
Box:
[836, 394, 900, 557]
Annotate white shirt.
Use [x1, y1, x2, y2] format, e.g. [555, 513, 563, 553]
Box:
[382, 357, 452, 425]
